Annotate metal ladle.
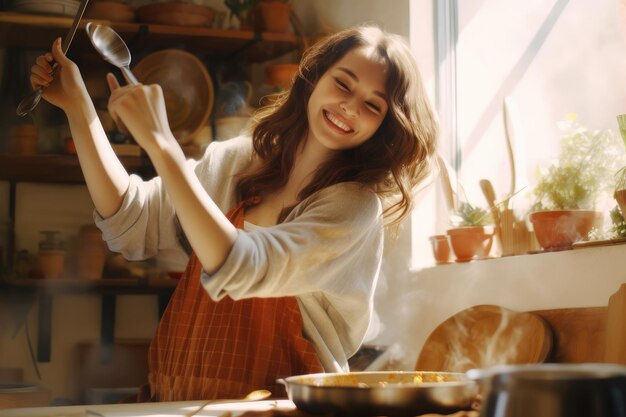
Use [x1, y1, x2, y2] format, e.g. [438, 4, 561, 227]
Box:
[15, 0, 90, 117]
[85, 22, 139, 85]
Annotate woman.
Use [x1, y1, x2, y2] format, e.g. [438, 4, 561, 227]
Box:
[29, 24, 437, 401]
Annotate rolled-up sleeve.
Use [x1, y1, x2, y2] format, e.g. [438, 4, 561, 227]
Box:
[201, 183, 384, 302]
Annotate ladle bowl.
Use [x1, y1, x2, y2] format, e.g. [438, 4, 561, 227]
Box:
[85, 22, 138, 85]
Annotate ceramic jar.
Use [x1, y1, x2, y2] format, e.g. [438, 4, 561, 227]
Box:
[429, 235, 452, 264]
[76, 225, 107, 280]
[38, 231, 65, 279]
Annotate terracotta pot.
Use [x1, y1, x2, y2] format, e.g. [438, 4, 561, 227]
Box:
[85, 1, 135, 23]
[76, 225, 106, 280]
[257, 1, 291, 33]
[529, 210, 598, 251]
[38, 250, 65, 279]
[616, 189, 626, 223]
[136, 2, 215, 27]
[447, 226, 494, 263]
[266, 63, 299, 89]
[429, 235, 452, 264]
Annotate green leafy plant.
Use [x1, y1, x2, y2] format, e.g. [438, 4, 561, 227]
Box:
[450, 202, 493, 227]
[609, 206, 626, 238]
[532, 115, 626, 211]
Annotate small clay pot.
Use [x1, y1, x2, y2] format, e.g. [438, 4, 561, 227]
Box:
[447, 226, 494, 262]
[429, 235, 452, 264]
[257, 1, 291, 33]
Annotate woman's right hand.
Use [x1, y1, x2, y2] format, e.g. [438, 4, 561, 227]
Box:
[29, 37, 87, 112]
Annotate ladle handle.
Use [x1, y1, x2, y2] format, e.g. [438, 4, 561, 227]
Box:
[121, 66, 139, 85]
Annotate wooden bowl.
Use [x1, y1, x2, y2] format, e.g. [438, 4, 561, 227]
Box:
[136, 2, 215, 27]
[133, 49, 214, 145]
[85, 2, 135, 23]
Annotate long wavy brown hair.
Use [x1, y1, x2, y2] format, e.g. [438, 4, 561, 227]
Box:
[236, 25, 438, 225]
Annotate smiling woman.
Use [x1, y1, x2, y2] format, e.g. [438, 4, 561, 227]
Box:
[24, 22, 438, 402]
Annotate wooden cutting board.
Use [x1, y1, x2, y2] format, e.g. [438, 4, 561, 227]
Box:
[416, 304, 553, 372]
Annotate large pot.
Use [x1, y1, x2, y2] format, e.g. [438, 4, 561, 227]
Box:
[279, 371, 477, 416]
[468, 363, 626, 417]
[529, 210, 599, 250]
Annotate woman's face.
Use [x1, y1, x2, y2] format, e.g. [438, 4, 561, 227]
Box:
[306, 46, 389, 153]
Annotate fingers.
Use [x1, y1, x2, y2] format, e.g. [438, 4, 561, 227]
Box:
[30, 54, 55, 90]
[106, 73, 121, 92]
[50, 37, 71, 67]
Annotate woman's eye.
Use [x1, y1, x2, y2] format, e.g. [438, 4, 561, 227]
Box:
[366, 102, 381, 114]
[335, 78, 350, 92]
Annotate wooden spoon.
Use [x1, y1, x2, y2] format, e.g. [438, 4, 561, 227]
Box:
[480, 179, 502, 246]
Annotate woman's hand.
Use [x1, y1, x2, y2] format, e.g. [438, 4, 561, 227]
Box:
[29, 37, 87, 112]
[106, 73, 177, 154]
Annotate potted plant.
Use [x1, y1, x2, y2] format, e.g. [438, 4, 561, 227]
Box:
[614, 114, 626, 222]
[529, 115, 626, 250]
[446, 202, 494, 262]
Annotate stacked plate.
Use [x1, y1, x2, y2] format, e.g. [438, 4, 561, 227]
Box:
[13, 0, 80, 17]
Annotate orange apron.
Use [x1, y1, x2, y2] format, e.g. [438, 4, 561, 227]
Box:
[146, 197, 323, 401]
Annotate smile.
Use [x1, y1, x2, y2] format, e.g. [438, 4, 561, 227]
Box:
[323, 110, 354, 133]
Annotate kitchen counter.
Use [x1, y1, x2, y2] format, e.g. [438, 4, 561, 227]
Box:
[0, 399, 298, 417]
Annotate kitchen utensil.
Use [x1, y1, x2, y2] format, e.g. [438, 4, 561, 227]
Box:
[416, 305, 553, 373]
[468, 363, 626, 417]
[85, 22, 139, 85]
[133, 49, 214, 144]
[480, 179, 502, 249]
[278, 371, 477, 416]
[502, 97, 517, 209]
[15, 0, 90, 117]
[437, 153, 456, 211]
[190, 389, 272, 417]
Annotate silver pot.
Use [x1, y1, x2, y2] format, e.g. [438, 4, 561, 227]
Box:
[467, 363, 626, 417]
[278, 371, 478, 416]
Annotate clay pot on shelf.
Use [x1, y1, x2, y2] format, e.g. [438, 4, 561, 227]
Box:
[266, 63, 299, 90]
[529, 210, 598, 251]
[8, 124, 38, 155]
[257, 1, 291, 33]
[447, 226, 494, 262]
[76, 225, 107, 280]
[38, 231, 65, 279]
[429, 235, 452, 265]
[136, 2, 215, 27]
[84, 1, 135, 23]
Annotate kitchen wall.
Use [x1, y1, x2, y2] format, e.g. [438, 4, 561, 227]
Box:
[0, 0, 434, 403]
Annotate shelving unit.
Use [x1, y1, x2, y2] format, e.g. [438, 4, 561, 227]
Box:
[0, 11, 299, 61]
[0, 10, 299, 365]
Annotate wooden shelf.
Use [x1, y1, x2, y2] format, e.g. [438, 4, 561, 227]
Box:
[0, 153, 154, 183]
[1, 277, 177, 295]
[0, 12, 299, 61]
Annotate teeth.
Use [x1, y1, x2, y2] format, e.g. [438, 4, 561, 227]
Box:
[325, 111, 351, 132]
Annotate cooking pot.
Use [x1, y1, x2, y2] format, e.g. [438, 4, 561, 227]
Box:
[467, 363, 626, 417]
[278, 371, 478, 416]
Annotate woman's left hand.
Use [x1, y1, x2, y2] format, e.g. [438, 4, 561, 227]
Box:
[106, 73, 176, 153]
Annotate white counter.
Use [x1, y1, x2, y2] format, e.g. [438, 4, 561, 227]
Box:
[371, 243, 626, 370]
[0, 399, 296, 417]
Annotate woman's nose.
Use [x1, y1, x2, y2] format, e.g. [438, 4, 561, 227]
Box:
[340, 100, 359, 117]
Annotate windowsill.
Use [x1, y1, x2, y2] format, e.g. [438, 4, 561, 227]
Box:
[372, 242, 626, 370]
